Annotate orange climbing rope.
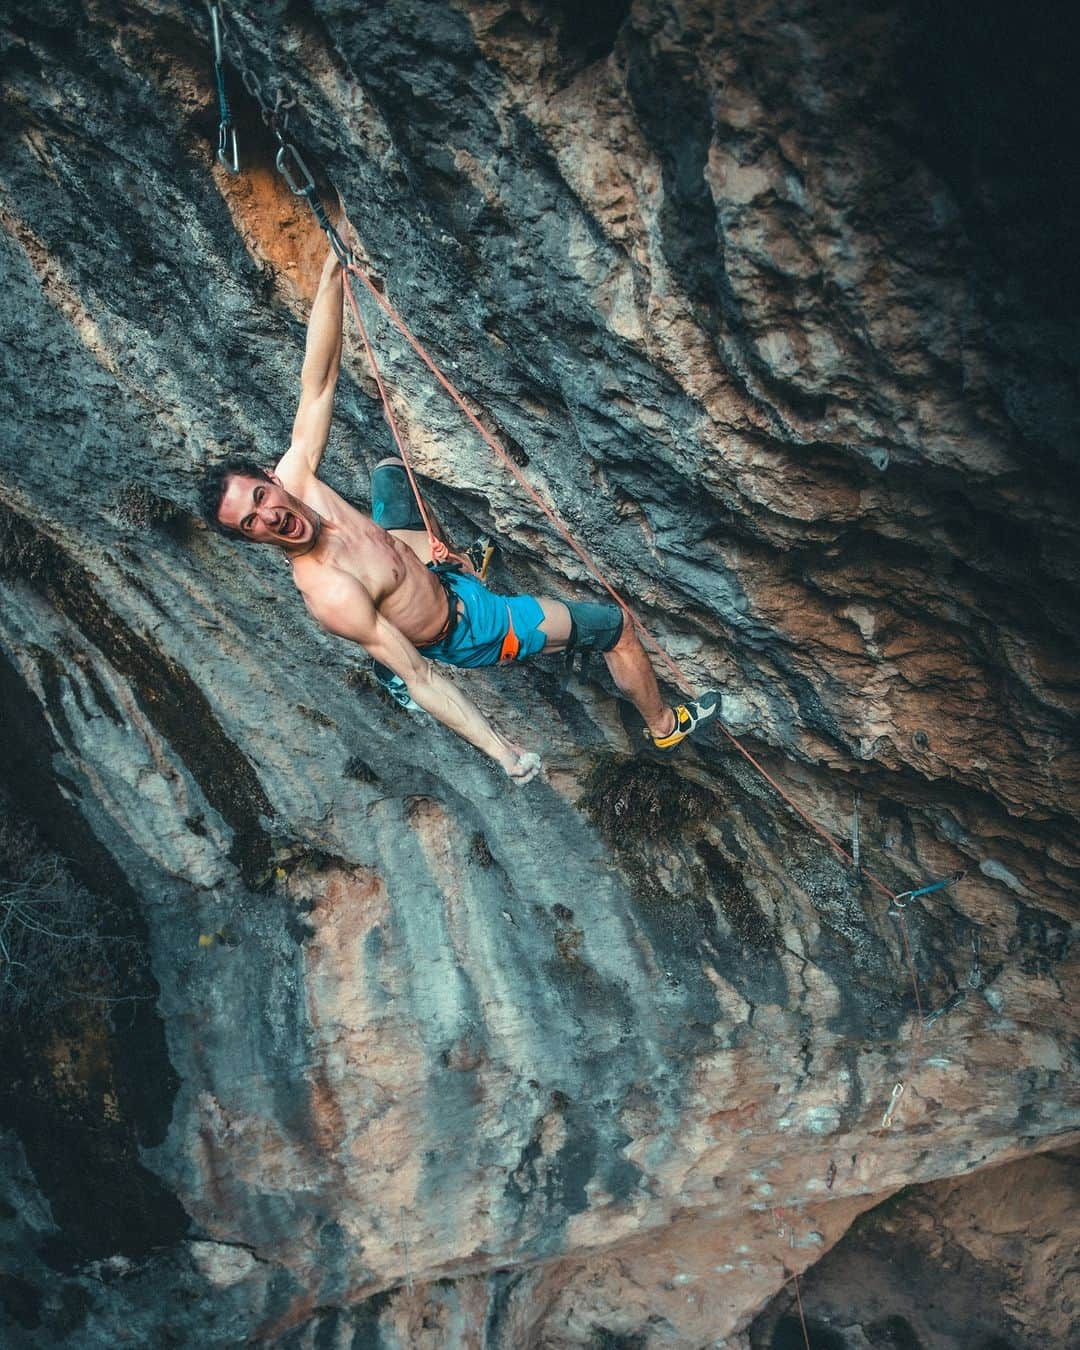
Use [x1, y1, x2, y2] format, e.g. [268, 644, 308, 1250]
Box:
[341, 271, 469, 569]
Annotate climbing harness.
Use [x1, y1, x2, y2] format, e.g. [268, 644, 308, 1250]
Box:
[202, 3, 977, 1130]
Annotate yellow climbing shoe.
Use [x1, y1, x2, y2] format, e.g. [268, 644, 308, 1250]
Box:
[650, 691, 721, 751]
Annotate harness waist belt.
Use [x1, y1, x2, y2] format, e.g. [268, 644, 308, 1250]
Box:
[420, 570, 459, 651]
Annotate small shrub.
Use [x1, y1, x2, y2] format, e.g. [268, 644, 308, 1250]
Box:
[577, 754, 713, 848]
[0, 809, 144, 1020]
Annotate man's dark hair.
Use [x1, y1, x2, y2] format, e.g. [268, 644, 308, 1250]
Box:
[198, 459, 273, 538]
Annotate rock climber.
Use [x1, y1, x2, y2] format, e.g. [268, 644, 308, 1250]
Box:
[200, 248, 719, 783]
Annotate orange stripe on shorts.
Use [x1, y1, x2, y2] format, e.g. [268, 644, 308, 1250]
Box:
[499, 610, 520, 663]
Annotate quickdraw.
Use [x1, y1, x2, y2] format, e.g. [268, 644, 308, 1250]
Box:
[889, 870, 968, 913]
[209, 5, 238, 173]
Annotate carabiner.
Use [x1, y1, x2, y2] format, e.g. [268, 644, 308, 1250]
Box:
[325, 224, 354, 267]
[890, 869, 966, 914]
[908, 870, 966, 901]
[242, 66, 264, 104]
[209, 8, 239, 172]
[271, 89, 297, 136]
[276, 142, 317, 195]
[217, 123, 240, 174]
[881, 1081, 904, 1128]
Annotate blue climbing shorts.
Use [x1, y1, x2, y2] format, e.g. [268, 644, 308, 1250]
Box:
[371, 460, 425, 532]
[370, 461, 623, 666]
[419, 567, 547, 669]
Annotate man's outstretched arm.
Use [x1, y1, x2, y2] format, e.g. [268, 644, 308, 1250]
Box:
[309, 572, 541, 783]
[280, 250, 344, 478]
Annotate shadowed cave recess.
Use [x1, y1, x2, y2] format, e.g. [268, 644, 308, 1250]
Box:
[0, 0, 1076, 1346]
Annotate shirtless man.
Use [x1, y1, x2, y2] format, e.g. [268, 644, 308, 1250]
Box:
[200, 249, 718, 782]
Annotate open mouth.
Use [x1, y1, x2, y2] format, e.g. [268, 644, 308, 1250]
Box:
[279, 511, 303, 540]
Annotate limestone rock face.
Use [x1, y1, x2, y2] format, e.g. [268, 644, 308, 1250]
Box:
[0, 1, 1076, 1346]
[749, 1148, 1080, 1350]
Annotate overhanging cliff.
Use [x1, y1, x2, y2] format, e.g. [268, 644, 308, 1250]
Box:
[0, 2, 1077, 1346]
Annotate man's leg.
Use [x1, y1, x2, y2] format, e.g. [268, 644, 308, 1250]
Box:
[371, 456, 491, 574]
[536, 597, 720, 748]
[535, 599, 674, 738]
[372, 456, 447, 566]
[601, 622, 677, 738]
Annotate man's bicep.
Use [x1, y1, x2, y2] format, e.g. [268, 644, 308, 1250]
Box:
[287, 382, 336, 474]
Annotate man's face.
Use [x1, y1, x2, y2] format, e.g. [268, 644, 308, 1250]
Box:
[217, 473, 319, 551]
